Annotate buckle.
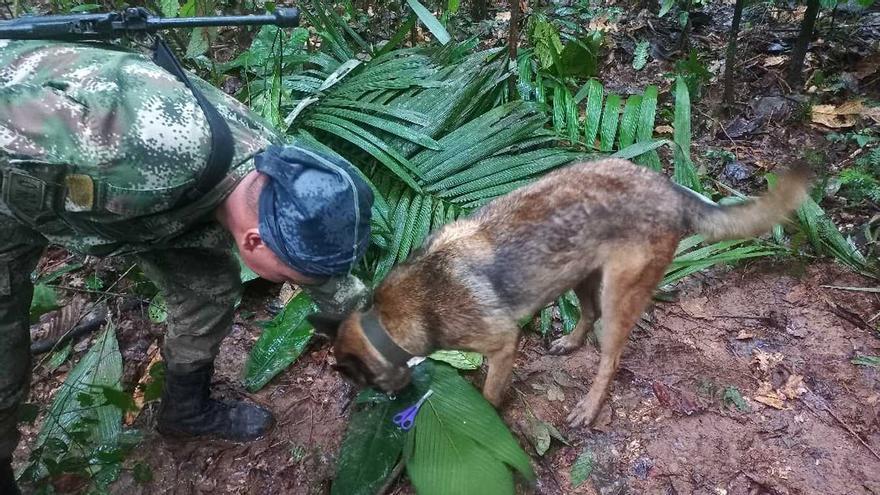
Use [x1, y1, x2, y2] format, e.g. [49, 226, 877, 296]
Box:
[64, 174, 95, 212]
[5, 170, 47, 224]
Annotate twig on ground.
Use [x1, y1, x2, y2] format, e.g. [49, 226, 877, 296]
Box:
[376, 460, 406, 495]
[695, 107, 741, 153]
[33, 264, 138, 365]
[821, 285, 880, 294]
[53, 285, 144, 299]
[821, 296, 875, 333]
[800, 392, 880, 463]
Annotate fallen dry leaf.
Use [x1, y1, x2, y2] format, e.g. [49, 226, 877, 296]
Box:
[652, 381, 703, 416]
[278, 282, 299, 306]
[547, 383, 565, 402]
[812, 106, 858, 128]
[855, 53, 880, 80]
[588, 16, 619, 33]
[754, 381, 787, 409]
[125, 344, 162, 426]
[811, 100, 880, 129]
[752, 349, 785, 373]
[780, 373, 807, 400]
[763, 55, 786, 67]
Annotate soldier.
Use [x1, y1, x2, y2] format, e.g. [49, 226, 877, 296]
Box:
[0, 39, 373, 493]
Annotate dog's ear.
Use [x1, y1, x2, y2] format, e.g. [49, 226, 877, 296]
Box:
[307, 313, 344, 341]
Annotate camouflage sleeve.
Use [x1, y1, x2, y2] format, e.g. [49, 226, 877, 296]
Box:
[299, 273, 370, 318]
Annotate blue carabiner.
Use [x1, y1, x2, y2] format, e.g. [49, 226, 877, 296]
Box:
[392, 389, 434, 430]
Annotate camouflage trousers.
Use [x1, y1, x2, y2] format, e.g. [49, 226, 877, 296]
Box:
[0, 214, 243, 460]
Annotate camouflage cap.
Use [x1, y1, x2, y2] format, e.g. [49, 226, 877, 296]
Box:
[255, 143, 373, 278]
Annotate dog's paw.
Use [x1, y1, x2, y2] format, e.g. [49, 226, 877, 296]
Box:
[566, 399, 600, 429]
[548, 335, 582, 355]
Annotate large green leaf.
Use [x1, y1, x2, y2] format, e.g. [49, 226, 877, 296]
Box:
[553, 84, 566, 137]
[556, 35, 601, 79]
[159, 0, 179, 17]
[236, 250, 260, 283]
[428, 350, 484, 370]
[612, 139, 672, 160]
[406, 0, 452, 45]
[598, 94, 621, 152]
[662, 237, 785, 287]
[406, 404, 518, 495]
[794, 193, 876, 277]
[29, 323, 124, 483]
[673, 76, 701, 191]
[242, 292, 318, 392]
[331, 392, 409, 495]
[404, 362, 535, 494]
[530, 16, 564, 70]
[582, 79, 604, 148]
[222, 25, 309, 73]
[29, 283, 58, 324]
[558, 291, 581, 334]
[635, 85, 661, 170]
[618, 95, 642, 149]
[332, 361, 435, 493]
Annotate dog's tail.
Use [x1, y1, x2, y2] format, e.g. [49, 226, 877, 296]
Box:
[678, 164, 813, 242]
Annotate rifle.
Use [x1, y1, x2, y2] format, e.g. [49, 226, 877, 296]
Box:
[0, 7, 300, 40]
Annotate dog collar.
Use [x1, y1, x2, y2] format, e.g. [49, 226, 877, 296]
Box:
[360, 310, 414, 367]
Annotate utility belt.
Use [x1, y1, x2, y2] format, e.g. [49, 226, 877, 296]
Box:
[0, 36, 233, 227]
[0, 164, 199, 224]
[0, 158, 230, 251]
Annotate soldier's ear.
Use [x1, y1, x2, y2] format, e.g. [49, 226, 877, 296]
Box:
[308, 313, 345, 341]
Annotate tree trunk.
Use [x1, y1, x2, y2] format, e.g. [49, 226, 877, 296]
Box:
[787, 0, 821, 88]
[507, 0, 522, 96]
[472, 0, 488, 21]
[722, 0, 745, 112]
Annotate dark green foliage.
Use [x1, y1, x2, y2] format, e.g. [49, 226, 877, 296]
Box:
[242, 291, 318, 392]
[674, 50, 711, 101]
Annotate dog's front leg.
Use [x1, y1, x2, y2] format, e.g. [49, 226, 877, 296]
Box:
[481, 330, 520, 408]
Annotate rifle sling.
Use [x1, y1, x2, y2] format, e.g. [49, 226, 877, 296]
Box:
[150, 36, 234, 207]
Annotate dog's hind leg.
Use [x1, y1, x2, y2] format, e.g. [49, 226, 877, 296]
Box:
[481, 323, 521, 408]
[567, 240, 676, 429]
[548, 270, 602, 355]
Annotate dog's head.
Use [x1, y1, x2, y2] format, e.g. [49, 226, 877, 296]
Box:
[308, 312, 413, 394]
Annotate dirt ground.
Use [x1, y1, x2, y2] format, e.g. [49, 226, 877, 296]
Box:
[13, 258, 880, 495]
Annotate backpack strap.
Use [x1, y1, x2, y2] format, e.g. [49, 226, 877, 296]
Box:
[150, 36, 234, 207]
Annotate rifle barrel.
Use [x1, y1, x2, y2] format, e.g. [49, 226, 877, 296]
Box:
[148, 9, 300, 29]
[0, 8, 299, 40]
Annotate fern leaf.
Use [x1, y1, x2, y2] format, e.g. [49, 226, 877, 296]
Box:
[583, 79, 604, 149]
[618, 95, 642, 149]
[635, 85, 661, 170]
[633, 40, 650, 70]
[599, 94, 621, 152]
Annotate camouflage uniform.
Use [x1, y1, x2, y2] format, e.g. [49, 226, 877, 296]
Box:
[0, 39, 365, 459]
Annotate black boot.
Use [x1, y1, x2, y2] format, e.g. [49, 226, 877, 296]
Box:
[156, 364, 274, 442]
[1, 458, 20, 495]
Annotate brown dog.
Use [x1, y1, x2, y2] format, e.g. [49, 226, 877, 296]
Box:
[309, 158, 811, 428]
